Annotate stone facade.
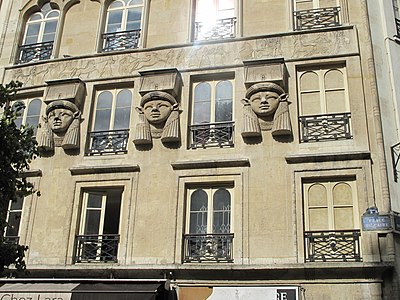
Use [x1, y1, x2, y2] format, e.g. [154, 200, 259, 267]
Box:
[0, 0, 396, 299]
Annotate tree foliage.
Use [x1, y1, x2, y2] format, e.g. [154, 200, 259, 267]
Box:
[0, 81, 38, 276]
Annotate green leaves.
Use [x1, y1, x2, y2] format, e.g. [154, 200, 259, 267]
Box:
[0, 81, 38, 277]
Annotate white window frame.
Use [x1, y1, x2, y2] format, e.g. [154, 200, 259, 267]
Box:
[186, 185, 233, 235]
[303, 179, 359, 231]
[294, 0, 340, 11]
[22, 3, 59, 46]
[105, 0, 145, 33]
[191, 79, 235, 125]
[79, 192, 107, 237]
[12, 98, 43, 135]
[297, 65, 349, 116]
[4, 196, 24, 239]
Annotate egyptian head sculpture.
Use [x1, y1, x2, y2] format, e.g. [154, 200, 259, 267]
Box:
[38, 100, 81, 150]
[133, 91, 180, 145]
[241, 82, 292, 138]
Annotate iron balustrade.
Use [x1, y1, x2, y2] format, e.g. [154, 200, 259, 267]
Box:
[3, 236, 20, 244]
[102, 29, 141, 52]
[294, 7, 341, 30]
[396, 19, 400, 37]
[304, 230, 362, 262]
[183, 233, 234, 263]
[74, 234, 119, 263]
[88, 129, 129, 155]
[299, 112, 351, 142]
[189, 122, 234, 148]
[194, 17, 236, 41]
[391, 142, 400, 182]
[17, 41, 54, 64]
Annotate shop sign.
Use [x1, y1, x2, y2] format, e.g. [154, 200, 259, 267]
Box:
[206, 286, 299, 300]
[0, 293, 71, 300]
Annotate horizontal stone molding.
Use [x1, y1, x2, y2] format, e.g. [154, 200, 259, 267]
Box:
[69, 164, 140, 175]
[171, 158, 250, 170]
[19, 169, 43, 177]
[285, 151, 371, 164]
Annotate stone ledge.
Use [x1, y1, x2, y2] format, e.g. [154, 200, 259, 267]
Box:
[69, 164, 140, 175]
[285, 151, 371, 164]
[19, 169, 42, 177]
[171, 158, 250, 170]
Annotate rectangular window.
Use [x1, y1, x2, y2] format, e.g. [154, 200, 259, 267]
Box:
[297, 65, 352, 142]
[293, 0, 341, 30]
[4, 196, 24, 244]
[190, 78, 234, 148]
[74, 189, 122, 263]
[394, 0, 400, 36]
[303, 178, 361, 262]
[88, 88, 132, 155]
[183, 185, 233, 263]
[193, 0, 236, 41]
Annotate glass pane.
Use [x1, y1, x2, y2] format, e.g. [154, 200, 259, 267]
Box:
[189, 189, 208, 234]
[10, 195, 24, 210]
[114, 108, 131, 129]
[5, 212, 21, 237]
[333, 182, 353, 205]
[193, 83, 211, 124]
[12, 102, 25, 129]
[84, 210, 101, 235]
[94, 92, 112, 131]
[103, 189, 122, 234]
[127, 8, 142, 22]
[325, 90, 346, 113]
[28, 13, 42, 22]
[320, 0, 338, 8]
[196, 0, 215, 22]
[334, 207, 354, 229]
[87, 193, 103, 208]
[107, 10, 123, 32]
[116, 90, 132, 107]
[43, 19, 58, 35]
[213, 189, 231, 233]
[215, 81, 232, 122]
[47, 11, 60, 18]
[308, 183, 327, 207]
[308, 208, 329, 230]
[25, 23, 40, 44]
[324, 69, 344, 89]
[300, 92, 321, 115]
[27, 99, 41, 115]
[129, 0, 144, 4]
[110, 0, 124, 9]
[300, 71, 319, 91]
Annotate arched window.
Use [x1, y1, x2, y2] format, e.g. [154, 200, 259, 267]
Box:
[18, 2, 59, 64]
[89, 89, 132, 154]
[103, 0, 144, 51]
[185, 185, 233, 262]
[190, 79, 234, 148]
[12, 98, 42, 136]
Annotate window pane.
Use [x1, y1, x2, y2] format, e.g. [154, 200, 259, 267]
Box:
[127, 8, 142, 23]
[116, 90, 132, 107]
[300, 71, 319, 91]
[110, 0, 124, 9]
[295, 0, 313, 10]
[24, 23, 40, 44]
[12, 102, 25, 129]
[320, 0, 338, 8]
[114, 108, 131, 129]
[308, 184, 327, 207]
[103, 190, 122, 234]
[300, 92, 321, 115]
[308, 208, 328, 230]
[333, 182, 353, 205]
[26, 99, 42, 134]
[193, 83, 211, 124]
[129, 0, 143, 4]
[324, 69, 344, 89]
[5, 212, 22, 237]
[84, 210, 101, 234]
[326, 90, 346, 113]
[10, 195, 24, 210]
[87, 194, 103, 208]
[213, 189, 231, 233]
[42, 20, 58, 41]
[334, 207, 354, 229]
[215, 81, 232, 122]
[107, 10, 123, 32]
[189, 189, 208, 234]
[94, 92, 112, 131]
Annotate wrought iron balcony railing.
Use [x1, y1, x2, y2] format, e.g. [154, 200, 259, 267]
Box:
[391, 142, 400, 182]
[305, 230, 362, 262]
[183, 233, 234, 263]
[396, 18, 400, 37]
[17, 41, 54, 64]
[102, 29, 141, 52]
[294, 7, 341, 30]
[194, 17, 236, 41]
[3, 236, 20, 244]
[88, 129, 129, 155]
[74, 234, 119, 263]
[189, 121, 234, 149]
[299, 112, 351, 142]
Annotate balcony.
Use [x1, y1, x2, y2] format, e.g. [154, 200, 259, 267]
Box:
[189, 122, 234, 149]
[17, 41, 53, 64]
[183, 233, 234, 263]
[194, 17, 236, 41]
[87, 129, 129, 155]
[396, 18, 400, 37]
[299, 112, 351, 142]
[102, 29, 141, 52]
[305, 230, 362, 262]
[294, 7, 341, 30]
[73, 234, 119, 263]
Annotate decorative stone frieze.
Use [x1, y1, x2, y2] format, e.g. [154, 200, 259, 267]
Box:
[38, 78, 85, 151]
[134, 69, 182, 145]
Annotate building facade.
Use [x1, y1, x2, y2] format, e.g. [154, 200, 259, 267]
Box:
[0, 0, 396, 299]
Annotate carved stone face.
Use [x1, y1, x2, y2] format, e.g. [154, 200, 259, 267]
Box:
[47, 108, 74, 133]
[143, 99, 173, 124]
[249, 91, 280, 117]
